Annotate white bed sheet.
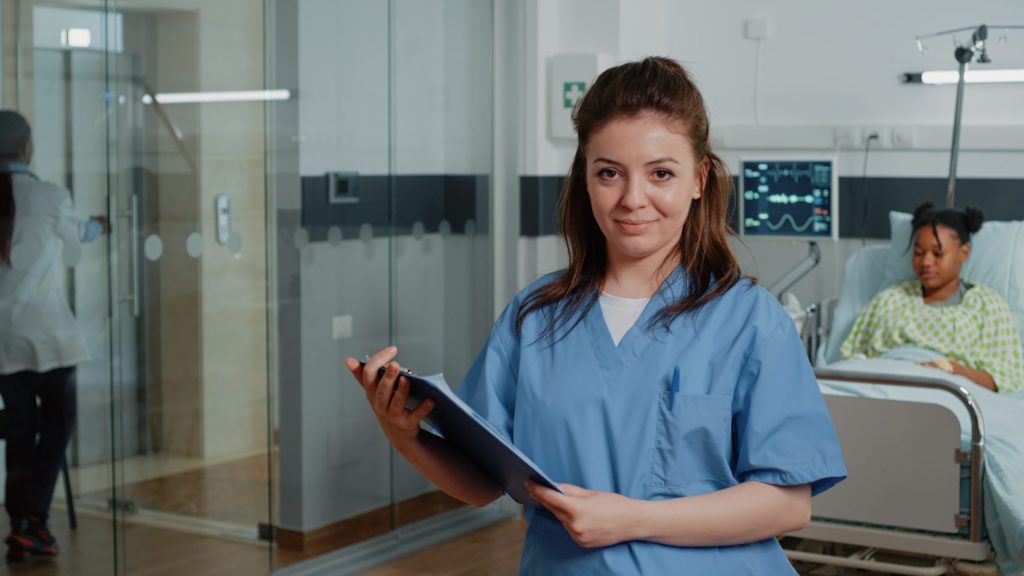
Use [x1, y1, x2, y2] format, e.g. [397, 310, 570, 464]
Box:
[820, 356, 1024, 574]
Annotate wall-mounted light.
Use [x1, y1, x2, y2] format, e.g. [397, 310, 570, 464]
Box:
[60, 28, 92, 48]
[141, 89, 291, 105]
[902, 69, 1024, 85]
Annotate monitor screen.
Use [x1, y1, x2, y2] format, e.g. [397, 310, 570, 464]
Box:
[739, 159, 838, 240]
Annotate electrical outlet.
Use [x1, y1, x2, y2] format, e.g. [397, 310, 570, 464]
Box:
[859, 126, 888, 148]
[891, 126, 915, 149]
[332, 314, 353, 340]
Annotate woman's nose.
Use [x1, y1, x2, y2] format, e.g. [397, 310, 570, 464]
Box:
[619, 178, 647, 209]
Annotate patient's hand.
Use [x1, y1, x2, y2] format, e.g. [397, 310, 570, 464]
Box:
[918, 358, 954, 373]
[918, 358, 998, 391]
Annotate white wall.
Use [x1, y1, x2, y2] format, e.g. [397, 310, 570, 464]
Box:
[283, 0, 494, 533]
[513, 0, 1024, 304]
[298, 0, 492, 177]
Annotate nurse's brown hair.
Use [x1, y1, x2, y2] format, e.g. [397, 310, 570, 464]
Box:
[516, 57, 745, 337]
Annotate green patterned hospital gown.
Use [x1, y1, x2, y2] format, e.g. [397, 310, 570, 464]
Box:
[841, 280, 1024, 392]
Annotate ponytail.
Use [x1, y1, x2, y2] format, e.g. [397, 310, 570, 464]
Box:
[0, 172, 13, 266]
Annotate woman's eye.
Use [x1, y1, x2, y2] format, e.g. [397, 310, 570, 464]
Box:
[652, 169, 673, 180]
[596, 168, 618, 180]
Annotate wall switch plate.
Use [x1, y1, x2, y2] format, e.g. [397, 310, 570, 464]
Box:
[332, 315, 353, 340]
[744, 18, 768, 40]
[833, 127, 857, 148]
[891, 126, 915, 149]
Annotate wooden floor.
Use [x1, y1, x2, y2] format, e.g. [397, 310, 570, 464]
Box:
[79, 454, 275, 528]
[0, 512, 273, 576]
[0, 512, 523, 576]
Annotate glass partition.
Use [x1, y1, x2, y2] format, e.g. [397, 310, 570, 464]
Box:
[3, 0, 500, 573]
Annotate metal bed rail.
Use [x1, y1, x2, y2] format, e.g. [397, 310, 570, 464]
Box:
[813, 368, 986, 543]
[785, 368, 991, 573]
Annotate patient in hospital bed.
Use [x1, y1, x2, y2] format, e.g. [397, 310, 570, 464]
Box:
[840, 202, 1024, 393]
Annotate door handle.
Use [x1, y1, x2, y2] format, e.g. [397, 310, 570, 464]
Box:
[118, 194, 140, 318]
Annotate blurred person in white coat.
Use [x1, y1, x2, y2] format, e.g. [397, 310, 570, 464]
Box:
[0, 109, 105, 561]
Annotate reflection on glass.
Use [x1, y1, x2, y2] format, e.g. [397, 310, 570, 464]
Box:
[0, 109, 108, 563]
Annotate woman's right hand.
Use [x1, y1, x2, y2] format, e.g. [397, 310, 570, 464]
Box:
[344, 347, 435, 446]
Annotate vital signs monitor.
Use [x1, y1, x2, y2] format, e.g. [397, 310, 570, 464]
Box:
[739, 158, 838, 241]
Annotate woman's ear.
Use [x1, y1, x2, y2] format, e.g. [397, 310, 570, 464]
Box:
[960, 241, 971, 263]
[695, 159, 709, 199]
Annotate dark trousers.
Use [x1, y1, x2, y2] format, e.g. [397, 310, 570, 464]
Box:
[0, 367, 76, 526]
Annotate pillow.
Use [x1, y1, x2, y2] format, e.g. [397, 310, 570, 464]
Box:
[820, 244, 891, 366]
[884, 210, 1024, 342]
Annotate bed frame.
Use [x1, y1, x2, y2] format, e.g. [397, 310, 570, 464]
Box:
[785, 368, 992, 575]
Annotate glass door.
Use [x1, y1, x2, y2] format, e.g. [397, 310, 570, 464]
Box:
[6, 0, 500, 573]
[102, 0, 275, 572]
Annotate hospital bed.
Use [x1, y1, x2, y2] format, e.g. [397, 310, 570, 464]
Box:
[784, 211, 1024, 575]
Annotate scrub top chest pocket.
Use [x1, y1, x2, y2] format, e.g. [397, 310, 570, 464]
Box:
[650, 382, 735, 492]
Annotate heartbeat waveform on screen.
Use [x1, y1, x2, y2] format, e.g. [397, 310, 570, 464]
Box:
[745, 163, 831, 186]
[762, 213, 821, 233]
[766, 194, 817, 205]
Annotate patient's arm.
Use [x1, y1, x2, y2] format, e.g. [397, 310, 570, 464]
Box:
[921, 359, 997, 392]
[950, 361, 997, 392]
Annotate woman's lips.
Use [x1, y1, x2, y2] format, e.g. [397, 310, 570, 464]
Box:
[615, 219, 654, 234]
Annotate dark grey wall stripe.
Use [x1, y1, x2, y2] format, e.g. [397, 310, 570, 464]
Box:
[300, 174, 489, 242]
[520, 175, 1024, 240]
[519, 175, 564, 237]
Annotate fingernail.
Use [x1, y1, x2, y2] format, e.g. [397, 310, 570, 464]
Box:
[387, 346, 398, 353]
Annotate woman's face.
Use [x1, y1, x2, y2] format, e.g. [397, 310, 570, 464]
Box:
[912, 224, 970, 292]
[585, 113, 705, 267]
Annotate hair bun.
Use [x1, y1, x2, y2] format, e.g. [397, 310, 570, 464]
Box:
[911, 201, 934, 225]
[964, 206, 984, 234]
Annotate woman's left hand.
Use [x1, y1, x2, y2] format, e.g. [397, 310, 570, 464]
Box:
[918, 358, 955, 373]
[525, 481, 640, 548]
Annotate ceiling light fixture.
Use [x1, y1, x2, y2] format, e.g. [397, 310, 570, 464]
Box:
[141, 89, 291, 105]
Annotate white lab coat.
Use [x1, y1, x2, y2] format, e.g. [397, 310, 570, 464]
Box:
[0, 173, 90, 375]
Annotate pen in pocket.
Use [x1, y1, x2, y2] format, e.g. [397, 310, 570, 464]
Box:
[669, 366, 680, 409]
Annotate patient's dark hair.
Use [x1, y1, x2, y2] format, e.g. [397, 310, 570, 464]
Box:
[909, 202, 984, 251]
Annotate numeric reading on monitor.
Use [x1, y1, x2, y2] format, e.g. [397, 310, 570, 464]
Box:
[741, 160, 835, 239]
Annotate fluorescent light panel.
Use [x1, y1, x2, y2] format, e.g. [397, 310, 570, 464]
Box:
[917, 69, 1024, 85]
[60, 28, 92, 48]
[141, 89, 291, 105]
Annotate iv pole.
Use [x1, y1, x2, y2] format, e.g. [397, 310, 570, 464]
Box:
[914, 24, 1024, 207]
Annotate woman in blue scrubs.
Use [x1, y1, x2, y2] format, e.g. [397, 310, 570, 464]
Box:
[346, 57, 846, 574]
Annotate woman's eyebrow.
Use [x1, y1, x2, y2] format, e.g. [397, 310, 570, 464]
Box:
[645, 157, 679, 166]
[591, 156, 680, 166]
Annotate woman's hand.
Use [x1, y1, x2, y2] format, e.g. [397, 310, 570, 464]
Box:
[917, 358, 997, 391]
[525, 481, 640, 548]
[344, 347, 435, 447]
[918, 358, 954, 373]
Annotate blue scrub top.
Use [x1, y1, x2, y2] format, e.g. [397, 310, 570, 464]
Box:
[456, 268, 846, 575]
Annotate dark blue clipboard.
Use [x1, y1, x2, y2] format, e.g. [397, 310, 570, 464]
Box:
[359, 362, 563, 506]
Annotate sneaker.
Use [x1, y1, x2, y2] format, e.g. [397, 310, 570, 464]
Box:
[5, 517, 26, 561]
[5, 539, 31, 562]
[6, 523, 58, 558]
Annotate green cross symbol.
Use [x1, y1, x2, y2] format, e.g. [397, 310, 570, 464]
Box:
[563, 82, 586, 108]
